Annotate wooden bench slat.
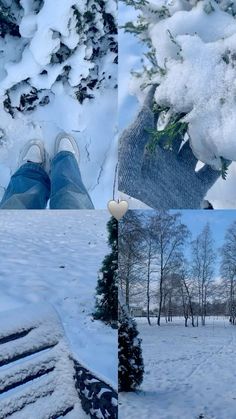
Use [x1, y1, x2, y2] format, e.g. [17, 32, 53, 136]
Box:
[0, 305, 81, 418]
[0, 351, 56, 394]
[0, 328, 34, 345]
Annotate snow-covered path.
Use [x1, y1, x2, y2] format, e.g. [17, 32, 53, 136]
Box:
[119, 317, 236, 419]
[0, 210, 117, 387]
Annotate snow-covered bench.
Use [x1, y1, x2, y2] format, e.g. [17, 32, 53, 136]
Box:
[0, 305, 117, 419]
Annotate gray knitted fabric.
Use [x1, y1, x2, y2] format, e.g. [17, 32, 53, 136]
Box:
[119, 86, 221, 209]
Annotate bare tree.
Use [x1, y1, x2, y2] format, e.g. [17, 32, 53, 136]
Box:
[141, 217, 160, 325]
[178, 267, 195, 327]
[191, 224, 215, 326]
[143, 228, 153, 325]
[149, 211, 189, 326]
[119, 211, 144, 310]
[221, 221, 236, 324]
[163, 273, 182, 323]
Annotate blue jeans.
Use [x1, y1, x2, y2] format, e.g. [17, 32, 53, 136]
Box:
[0, 151, 94, 209]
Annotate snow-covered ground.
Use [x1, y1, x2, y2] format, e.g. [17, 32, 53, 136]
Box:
[119, 2, 236, 209]
[0, 1, 117, 208]
[119, 317, 236, 419]
[0, 210, 117, 387]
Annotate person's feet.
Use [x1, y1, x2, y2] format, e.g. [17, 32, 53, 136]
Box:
[19, 140, 46, 168]
[18, 134, 79, 171]
[55, 133, 79, 164]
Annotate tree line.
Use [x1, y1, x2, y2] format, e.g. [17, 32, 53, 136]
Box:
[119, 211, 236, 326]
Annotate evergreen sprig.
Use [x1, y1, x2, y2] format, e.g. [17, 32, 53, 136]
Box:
[147, 116, 188, 153]
[220, 156, 230, 180]
[122, 20, 148, 34]
[120, 0, 148, 8]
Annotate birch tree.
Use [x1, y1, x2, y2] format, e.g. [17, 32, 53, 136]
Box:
[178, 268, 196, 327]
[150, 211, 189, 326]
[221, 221, 236, 324]
[191, 224, 215, 326]
[119, 211, 144, 310]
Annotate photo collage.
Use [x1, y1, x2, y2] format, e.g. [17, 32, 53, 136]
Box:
[0, 1, 236, 418]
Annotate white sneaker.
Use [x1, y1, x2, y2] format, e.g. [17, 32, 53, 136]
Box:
[19, 140, 45, 168]
[55, 133, 80, 164]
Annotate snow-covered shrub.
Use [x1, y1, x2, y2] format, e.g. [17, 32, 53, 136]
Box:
[74, 360, 118, 419]
[0, 0, 117, 116]
[118, 302, 144, 391]
[94, 217, 118, 326]
[122, 0, 236, 170]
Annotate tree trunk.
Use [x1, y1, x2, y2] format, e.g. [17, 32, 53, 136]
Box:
[146, 250, 151, 326]
[157, 271, 163, 326]
[125, 264, 130, 310]
[201, 281, 204, 326]
[168, 296, 172, 322]
[163, 294, 167, 323]
[189, 299, 195, 327]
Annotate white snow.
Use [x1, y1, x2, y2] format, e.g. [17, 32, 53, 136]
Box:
[0, 210, 117, 387]
[119, 316, 236, 419]
[0, 0, 117, 208]
[119, 1, 236, 208]
[126, 1, 236, 167]
[0, 304, 87, 418]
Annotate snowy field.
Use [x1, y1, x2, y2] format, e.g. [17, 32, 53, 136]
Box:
[119, 2, 236, 209]
[0, 210, 117, 387]
[119, 317, 236, 419]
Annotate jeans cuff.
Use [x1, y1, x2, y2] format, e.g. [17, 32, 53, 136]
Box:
[52, 151, 75, 164]
[16, 162, 49, 179]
